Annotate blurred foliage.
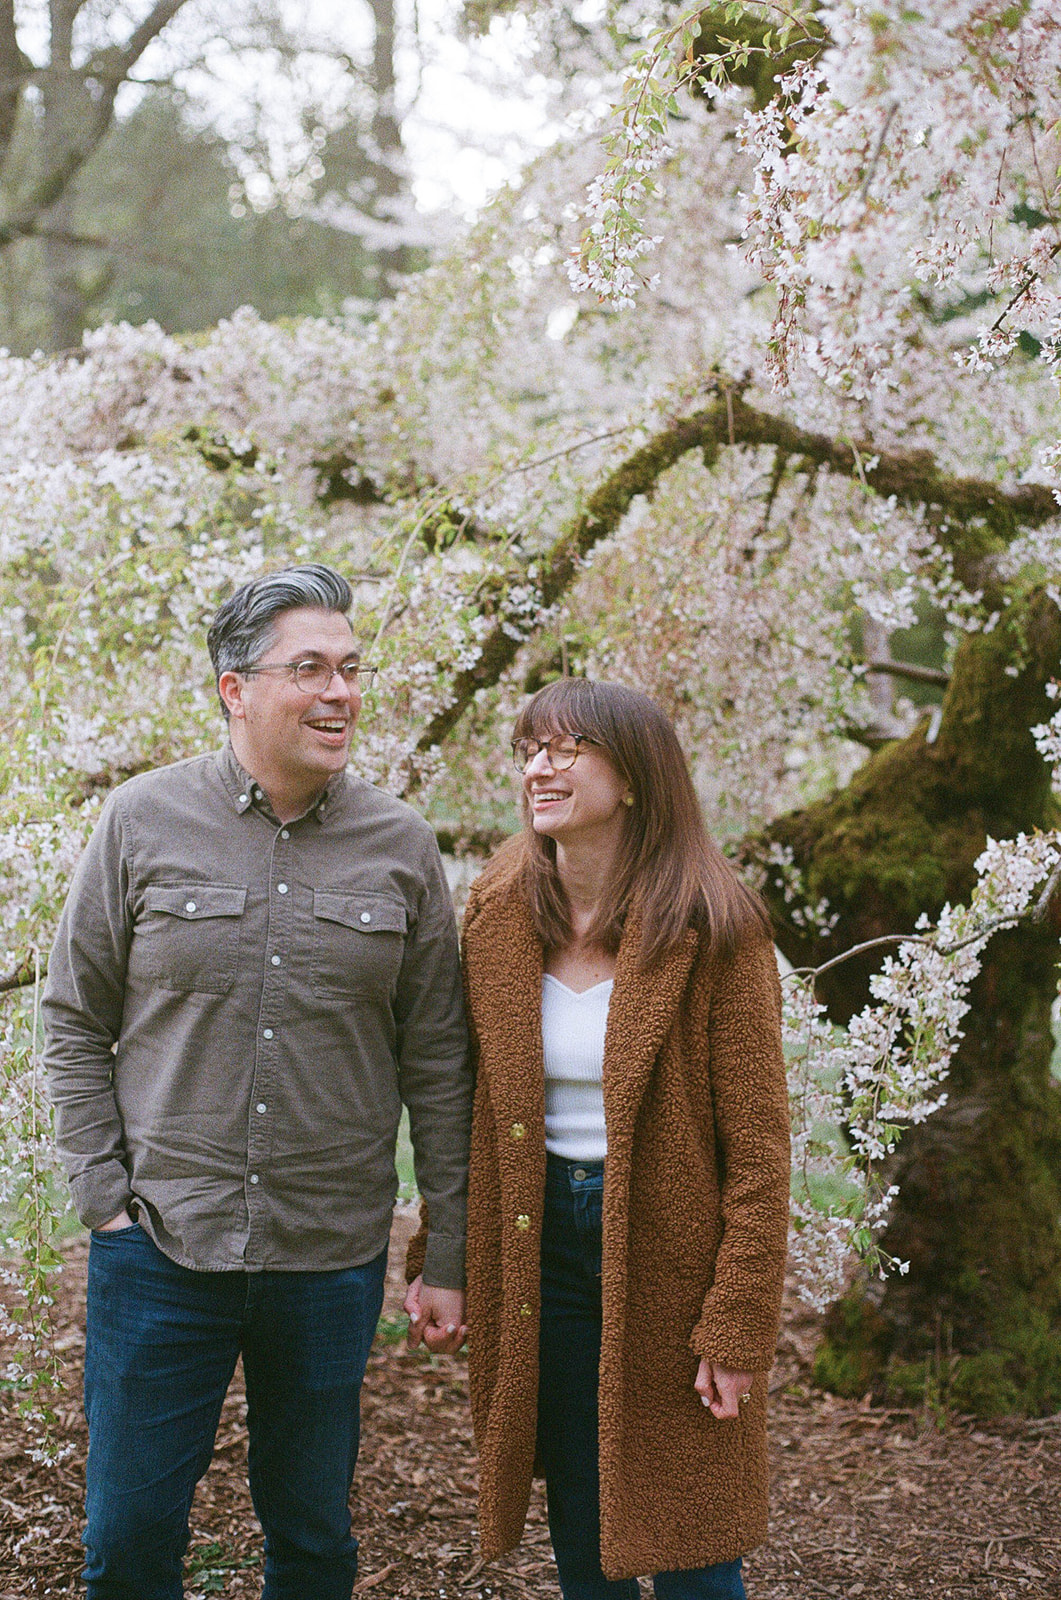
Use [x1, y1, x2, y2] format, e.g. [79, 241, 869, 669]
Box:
[0, 91, 406, 354]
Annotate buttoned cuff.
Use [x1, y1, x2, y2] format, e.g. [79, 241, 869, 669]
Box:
[422, 1231, 466, 1291]
[70, 1161, 134, 1231]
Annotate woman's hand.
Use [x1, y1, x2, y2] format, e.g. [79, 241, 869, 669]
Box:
[403, 1274, 468, 1355]
[694, 1358, 753, 1420]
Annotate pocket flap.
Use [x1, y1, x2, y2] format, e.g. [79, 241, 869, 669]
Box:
[313, 891, 407, 934]
[143, 885, 247, 920]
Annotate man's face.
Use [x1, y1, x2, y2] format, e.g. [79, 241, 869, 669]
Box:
[220, 607, 362, 797]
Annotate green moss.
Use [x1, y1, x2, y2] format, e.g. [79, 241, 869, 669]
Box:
[760, 592, 1061, 1417]
[815, 1296, 1061, 1418]
[812, 1293, 893, 1398]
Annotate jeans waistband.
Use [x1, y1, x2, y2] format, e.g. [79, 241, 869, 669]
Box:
[545, 1152, 605, 1190]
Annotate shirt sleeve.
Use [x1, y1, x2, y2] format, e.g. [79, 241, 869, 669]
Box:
[42, 791, 136, 1229]
[393, 831, 472, 1290]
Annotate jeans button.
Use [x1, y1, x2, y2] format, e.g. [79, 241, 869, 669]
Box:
[573, 1167, 587, 1181]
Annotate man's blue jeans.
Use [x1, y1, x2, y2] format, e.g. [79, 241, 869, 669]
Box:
[536, 1156, 747, 1600]
[83, 1224, 387, 1600]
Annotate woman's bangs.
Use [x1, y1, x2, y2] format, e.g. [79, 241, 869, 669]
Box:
[513, 685, 605, 746]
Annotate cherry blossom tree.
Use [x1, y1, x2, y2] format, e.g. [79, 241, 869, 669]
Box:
[3, 0, 1061, 1439]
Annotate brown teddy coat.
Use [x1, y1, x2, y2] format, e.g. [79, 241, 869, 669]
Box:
[461, 847, 791, 1580]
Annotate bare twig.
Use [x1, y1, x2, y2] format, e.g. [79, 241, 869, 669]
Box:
[867, 658, 950, 687]
[859, 101, 899, 203]
[989, 240, 1061, 335]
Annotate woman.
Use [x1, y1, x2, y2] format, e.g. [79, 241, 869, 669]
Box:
[412, 678, 790, 1597]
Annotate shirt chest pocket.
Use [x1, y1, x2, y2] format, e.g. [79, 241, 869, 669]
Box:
[138, 885, 247, 995]
[312, 892, 408, 999]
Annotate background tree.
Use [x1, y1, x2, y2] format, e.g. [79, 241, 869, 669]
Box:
[0, 0, 423, 353]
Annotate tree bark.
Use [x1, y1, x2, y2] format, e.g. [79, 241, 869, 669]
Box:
[752, 590, 1061, 1415]
[40, 0, 89, 348]
[365, 0, 411, 293]
[406, 390, 1059, 763]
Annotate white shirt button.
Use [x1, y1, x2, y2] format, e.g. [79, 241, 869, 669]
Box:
[271, 954, 281, 966]
[277, 883, 288, 894]
[253, 786, 262, 798]
[185, 900, 196, 913]
[256, 1103, 267, 1115]
[249, 1173, 259, 1185]
[280, 829, 290, 840]
[238, 793, 248, 804]
[262, 1028, 274, 1040]
[360, 911, 371, 924]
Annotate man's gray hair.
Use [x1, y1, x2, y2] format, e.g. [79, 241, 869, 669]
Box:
[207, 565, 353, 714]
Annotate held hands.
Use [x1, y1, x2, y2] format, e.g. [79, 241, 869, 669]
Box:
[694, 1358, 754, 1420]
[403, 1275, 468, 1356]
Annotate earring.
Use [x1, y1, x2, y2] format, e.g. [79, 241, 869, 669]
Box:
[623, 794, 634, 807]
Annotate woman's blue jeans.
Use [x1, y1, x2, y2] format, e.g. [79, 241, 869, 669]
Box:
[536, 1156, 747, 1600]
[83, 1224, 386, 1600]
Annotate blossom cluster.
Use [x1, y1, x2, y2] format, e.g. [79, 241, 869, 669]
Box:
[783, 829, 1061, 1308]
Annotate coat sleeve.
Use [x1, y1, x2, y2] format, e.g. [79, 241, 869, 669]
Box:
[688, 932, 790, 1372]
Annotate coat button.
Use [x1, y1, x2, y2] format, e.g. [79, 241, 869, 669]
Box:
[509, 1122, 526, 1140]
[515, 1214, 531, 1231]
[519, 1302, 532, 1317]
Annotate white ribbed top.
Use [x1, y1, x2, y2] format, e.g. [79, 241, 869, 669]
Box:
[541, 974, 612, 1160]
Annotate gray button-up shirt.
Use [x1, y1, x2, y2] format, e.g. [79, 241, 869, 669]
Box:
[43, 745, 471, 1285]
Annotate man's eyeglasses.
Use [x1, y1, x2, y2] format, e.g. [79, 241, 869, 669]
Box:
[511, 734, 598, 773]
[241, 659, 378, 695]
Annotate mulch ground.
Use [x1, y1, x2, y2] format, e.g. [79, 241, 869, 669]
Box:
[2, 1214, 1058, 1599]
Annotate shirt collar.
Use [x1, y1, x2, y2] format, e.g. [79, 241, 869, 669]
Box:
[215, 743, 339, 824]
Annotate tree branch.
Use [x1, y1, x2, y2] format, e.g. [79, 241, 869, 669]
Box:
[412, 402, 733, 757]
[0, 960, 36, 995]
[867, 658, 950, 687]
[0, 0, 192, 253]
[0, 0, 27, 157]
[408, 388, 1060, 768]
[94, 0, 189, 86]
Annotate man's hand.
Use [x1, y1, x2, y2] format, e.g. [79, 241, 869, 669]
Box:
[96, 1208, 135, 1232]
[403, 1275, 467, 1355]
[694, 1358, 754, 1420]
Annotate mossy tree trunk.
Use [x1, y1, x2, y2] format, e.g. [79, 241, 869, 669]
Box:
[754, 591, 1061, 1415]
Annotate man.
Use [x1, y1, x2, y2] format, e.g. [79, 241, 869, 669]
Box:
[43, 564, 471, 1600]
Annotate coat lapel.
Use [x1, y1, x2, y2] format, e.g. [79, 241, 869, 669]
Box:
[602, 912, 699, 1157]
[465, 879, 546, 1137]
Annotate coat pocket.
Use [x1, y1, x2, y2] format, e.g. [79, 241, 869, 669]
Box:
[138, 884, 247, 994]
[311, 891, 408, 998]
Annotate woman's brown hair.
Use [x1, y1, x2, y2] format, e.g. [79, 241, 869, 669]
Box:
[513, 678, 771, 968]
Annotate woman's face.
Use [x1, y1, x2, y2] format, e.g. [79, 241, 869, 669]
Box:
[520, 729, 632, 851]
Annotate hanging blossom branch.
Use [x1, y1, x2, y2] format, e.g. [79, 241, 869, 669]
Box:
[735, 0, 1061, 391]
[568, 1, 823, 307]
[780, 825, 1061, 1310]
[403, 387, 1060, 779]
